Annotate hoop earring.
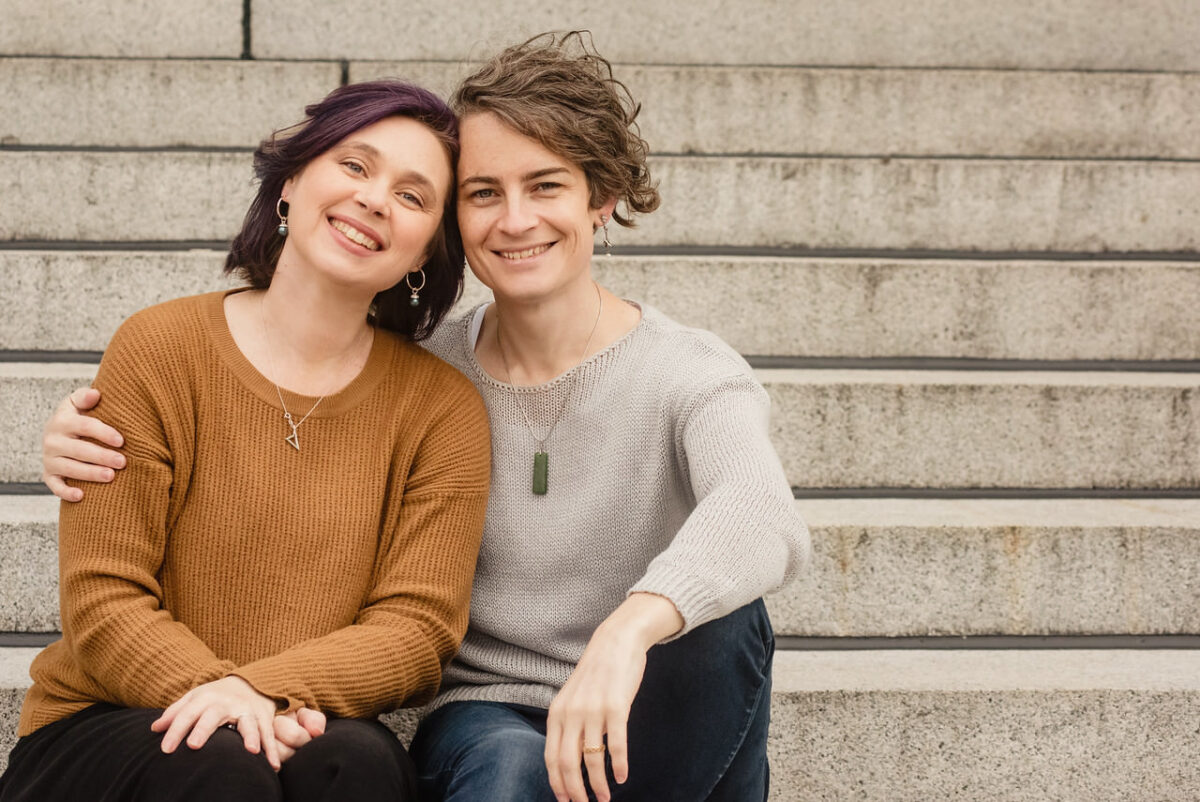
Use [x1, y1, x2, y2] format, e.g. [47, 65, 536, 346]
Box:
[600, 214, 612, 256]
[275, 198, 289, 237]
[406, 269, 426, 307]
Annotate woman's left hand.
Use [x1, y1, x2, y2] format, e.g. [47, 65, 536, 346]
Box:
[544, 593, 684, 802]
[151, 675, 282, 770]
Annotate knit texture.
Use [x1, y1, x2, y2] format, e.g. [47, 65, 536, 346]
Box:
[422, 303, 809, 711]
[18, 290, 491, 736]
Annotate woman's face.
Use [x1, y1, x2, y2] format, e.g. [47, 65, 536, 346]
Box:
[456, 112, 614, 305]
[278, 115, 452, 296]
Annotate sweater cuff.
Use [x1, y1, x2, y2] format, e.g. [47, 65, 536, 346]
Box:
[628, 565, 722, 640]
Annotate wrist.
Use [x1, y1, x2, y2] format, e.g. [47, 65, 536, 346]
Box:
[596, 592, 684, 652]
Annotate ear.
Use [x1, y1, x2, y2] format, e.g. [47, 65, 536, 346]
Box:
[592, 197, 618, 229]
[280, 175, 296, 203]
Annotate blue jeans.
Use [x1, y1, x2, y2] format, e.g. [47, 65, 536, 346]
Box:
[411, 599, 774, 801]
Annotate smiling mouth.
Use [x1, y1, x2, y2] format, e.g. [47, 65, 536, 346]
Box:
[497, 243, 553, 260]
[330, 218, 381, 251]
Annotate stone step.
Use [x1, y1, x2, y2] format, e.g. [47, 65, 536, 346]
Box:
[4, 364, 1198, 488]
[4, 152, 1200, 252]
[1, 0, 242, 58]
[352, 61, 1200, 160]
[6, 250, 1198, 361]
[1, 646, 1198, 799]
[252, 0, 1200, 71]
[779, 498, 1200, 637]
[764, 368, 1200, 489]
[0, 59, 341, 148]
[5, 496, 1198, 637]
[8, 57, 1200, 159]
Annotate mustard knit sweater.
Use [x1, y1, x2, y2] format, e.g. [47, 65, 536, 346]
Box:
[18, 290, 491, 736]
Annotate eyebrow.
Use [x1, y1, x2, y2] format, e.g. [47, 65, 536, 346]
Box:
[337, 141, 440, 198]
[459, 166, 571, 188]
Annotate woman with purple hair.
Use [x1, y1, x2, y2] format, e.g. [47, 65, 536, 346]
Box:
[0, 82, 491, 801]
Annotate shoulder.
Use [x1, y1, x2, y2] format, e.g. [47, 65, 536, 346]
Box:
[103, 291, 224, 365]
[417, 304, 477, 367]
[627, 304, 769, 428]
[635, 303, 756, 387]
[379, 324, 487, 420]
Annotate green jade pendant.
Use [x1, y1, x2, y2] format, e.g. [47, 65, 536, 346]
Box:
[532, 452, 549, 495]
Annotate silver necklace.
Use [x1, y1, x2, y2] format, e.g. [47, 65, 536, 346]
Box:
[259, 297, 327, 452]
[495, 282, 603, 495]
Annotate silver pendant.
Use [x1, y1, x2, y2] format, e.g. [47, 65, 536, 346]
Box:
[284, 413, 300, 451]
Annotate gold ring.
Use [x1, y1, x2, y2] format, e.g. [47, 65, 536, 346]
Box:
[582, 744, 606, 754]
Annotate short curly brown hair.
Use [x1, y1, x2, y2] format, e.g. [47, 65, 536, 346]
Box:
[453, 31, 660, 227]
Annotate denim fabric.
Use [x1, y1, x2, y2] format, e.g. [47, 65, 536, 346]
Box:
[411, 599, 774, 801]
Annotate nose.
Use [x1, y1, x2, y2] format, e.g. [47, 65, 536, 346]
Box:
[497, 195, 537, 235]
[355, 178, 390, 216]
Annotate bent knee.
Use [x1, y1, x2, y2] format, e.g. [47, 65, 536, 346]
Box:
[150, 730, 280, 801]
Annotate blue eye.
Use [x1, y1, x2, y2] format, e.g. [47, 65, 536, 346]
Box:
[399, 191, 425, 208]
[343, 161, 365, 174]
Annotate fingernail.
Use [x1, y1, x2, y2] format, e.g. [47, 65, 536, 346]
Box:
[102, 469, 114, 481]
[71, 491, 82, 501]
[115, 455, 126, 467]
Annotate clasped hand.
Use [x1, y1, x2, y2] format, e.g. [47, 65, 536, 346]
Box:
[150, 676, 326, 771]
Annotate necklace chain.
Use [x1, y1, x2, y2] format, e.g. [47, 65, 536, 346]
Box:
[495, 282, 603, 491]
[259, 295, 330, 452]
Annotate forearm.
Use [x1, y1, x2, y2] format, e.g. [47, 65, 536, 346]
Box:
[632, 376, 809, 632]
[59, 460, 234, 708]
[234, 617, 447, 717]
[237, 487, 488, 716]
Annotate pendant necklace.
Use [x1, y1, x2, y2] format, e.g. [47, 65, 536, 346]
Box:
[495, 282, 603, 495]
[260, 296, 328, 452]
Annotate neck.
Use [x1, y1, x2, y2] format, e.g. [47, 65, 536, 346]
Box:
[492, 281, 604, 384]
[261, 263, 373, 366]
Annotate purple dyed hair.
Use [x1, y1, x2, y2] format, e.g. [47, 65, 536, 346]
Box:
[225, 80, 464, 340]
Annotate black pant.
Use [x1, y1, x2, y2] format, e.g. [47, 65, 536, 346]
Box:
[0, 703, 417, 801]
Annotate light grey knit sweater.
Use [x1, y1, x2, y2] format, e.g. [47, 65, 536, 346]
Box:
[421, 302, 809, 711]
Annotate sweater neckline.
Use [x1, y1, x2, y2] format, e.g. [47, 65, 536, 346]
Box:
[462, 301, 647, 393]
[204, 288, 397, 418]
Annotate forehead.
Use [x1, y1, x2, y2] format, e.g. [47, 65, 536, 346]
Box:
[332, 116, 453, 185]
[458, 112, 583, 180]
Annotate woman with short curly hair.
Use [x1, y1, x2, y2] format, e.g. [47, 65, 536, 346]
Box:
[405, 33, 808, 802]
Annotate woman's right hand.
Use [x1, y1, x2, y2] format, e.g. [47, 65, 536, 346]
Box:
[274, 707, 327, 763]
[42, 386, 126, 501]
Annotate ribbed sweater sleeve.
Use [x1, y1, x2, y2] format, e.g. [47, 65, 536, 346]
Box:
[234, 376, 491, 716]
[55, 311, 236, 710]
[628, 371, 809, 632]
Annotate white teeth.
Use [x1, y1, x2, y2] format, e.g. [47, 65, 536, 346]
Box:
[330, 219, 381, 251]
[498, 243, 552, 260]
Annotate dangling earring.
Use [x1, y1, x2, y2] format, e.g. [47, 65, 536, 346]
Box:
[406, 269, 426, 307]
[275, 198, 289, 237]
[600, 214, 612, 256]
